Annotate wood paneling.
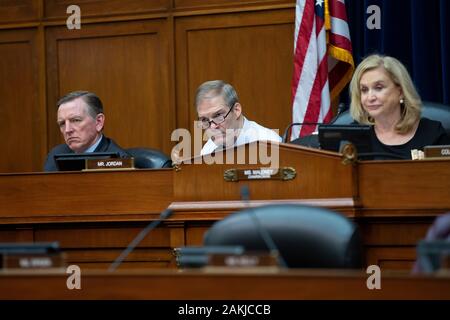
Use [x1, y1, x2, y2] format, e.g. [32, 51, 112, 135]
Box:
[62, 249, 173, 269]
[44, 0, 170, 19]
[0, 0, 39, 24]
[35, 224, 174, 248]
[0, 169, 173, 220]
[359, 160, 450, 209]
[34, 223, 179, 268]
[45, 19, 173, 152]
[0, 228, 33, 242]
[175, 9, 294, 142]
[0, 28, 46, 173]
[174, 0, 293, 10]
[365, 247, 417, 270]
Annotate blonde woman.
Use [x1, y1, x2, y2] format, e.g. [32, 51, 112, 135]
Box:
[349, 54, 449, 159]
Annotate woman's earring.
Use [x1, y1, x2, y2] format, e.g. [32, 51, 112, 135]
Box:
[400, 98, 405, 104]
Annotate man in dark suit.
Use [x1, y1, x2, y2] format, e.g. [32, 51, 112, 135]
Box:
[44, 91, 129, 171]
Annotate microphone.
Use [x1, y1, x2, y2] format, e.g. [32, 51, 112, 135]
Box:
[108, 208, 173, 272]
[334, 103, 347, 120]
[240, 185, 288, 268]
[283, 103, 349, 143]
[282, 122, 322, 143]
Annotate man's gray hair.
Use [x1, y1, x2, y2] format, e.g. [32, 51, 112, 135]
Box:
[57, 91, 104, 119]
[195, 80, 239, 109]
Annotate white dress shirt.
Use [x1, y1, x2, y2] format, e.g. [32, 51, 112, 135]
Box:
[200, 117, 281, 155]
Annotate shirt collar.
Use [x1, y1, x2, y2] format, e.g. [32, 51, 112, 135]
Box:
[235, 117, 249, 145]
[84, 134, 103, 153]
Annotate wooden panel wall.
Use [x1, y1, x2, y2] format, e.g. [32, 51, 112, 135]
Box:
[0, 28, 46, 172]
[0, 0, 295, 173]
[0, 0, 39, 23]
[175, 8, 293, 136]
[44, 0, 169, 18]
[45, 19, 173, 152]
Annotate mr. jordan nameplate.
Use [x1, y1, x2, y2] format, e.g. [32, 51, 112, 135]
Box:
[85, 158, 135, 170]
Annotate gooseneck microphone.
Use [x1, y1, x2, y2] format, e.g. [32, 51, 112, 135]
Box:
[335, 102, 347, 118]
[108, 208, 173, 272]
[282, 103, 348, 143]
[282, 122, 322, 143]
[240, 185, 288, 268]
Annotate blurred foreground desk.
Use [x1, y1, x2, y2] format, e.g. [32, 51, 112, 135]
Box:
[1, 269, 450, 300]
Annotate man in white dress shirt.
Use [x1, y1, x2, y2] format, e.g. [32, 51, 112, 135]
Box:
[195, 80, 281, 156]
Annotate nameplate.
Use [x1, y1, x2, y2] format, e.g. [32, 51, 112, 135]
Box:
[1, 253, 65, 269]
[85, 158, 134, 170]
[424, 145, 450, 159]
[224, 167, 296, 182]
[209, 252, 279, 267]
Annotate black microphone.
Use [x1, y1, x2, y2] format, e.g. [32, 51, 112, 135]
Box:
[337, 102, 347, 116]
[282, 122, 322, 143]
[108, 208, 173, 272]
[328, 102, 348, 124]
[240, 185, 288, 268]
[283, 103, 349, 143]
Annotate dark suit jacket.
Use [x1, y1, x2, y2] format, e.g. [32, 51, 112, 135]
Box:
[44, 136, 130, 171]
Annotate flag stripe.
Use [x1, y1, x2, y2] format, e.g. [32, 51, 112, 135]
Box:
[300, 57, 330, 136]
[291, 0, 354, 140]
[300, 23, 329, 136]
[291, 0, 315, 99]
[294, 1, 305, 51]
[330, 33, 352, 52]
[330, 17, 351, 41]
[328, 0, 349, 21]
[291, 17, 319, 139]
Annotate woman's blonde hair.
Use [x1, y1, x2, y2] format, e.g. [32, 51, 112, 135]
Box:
[349, 54, 422, 133]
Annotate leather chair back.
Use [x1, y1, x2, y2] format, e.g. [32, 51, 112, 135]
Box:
[126, 147, 172, 169]
[204, 204, 363, 268]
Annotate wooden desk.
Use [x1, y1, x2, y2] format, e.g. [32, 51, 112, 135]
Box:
[0, 169, 173, 222]
[1, 269, 449, 300]
[171, 143, 450, 269]
[1, 143, 449, 270]
[0, 169, 176, 268]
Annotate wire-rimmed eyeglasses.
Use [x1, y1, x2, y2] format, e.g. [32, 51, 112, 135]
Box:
[197, 104, 234, 129]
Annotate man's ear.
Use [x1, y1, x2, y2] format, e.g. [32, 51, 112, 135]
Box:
[233, 103, 242, 118]
[96, 113, 105, 132]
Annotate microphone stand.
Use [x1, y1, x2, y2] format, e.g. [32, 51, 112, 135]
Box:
[283, 103, 348, 142]
[108, 209, 173, 272]
[240, 185, 288, 268]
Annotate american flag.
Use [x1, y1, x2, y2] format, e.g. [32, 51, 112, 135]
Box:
[290, 0, 354, 139]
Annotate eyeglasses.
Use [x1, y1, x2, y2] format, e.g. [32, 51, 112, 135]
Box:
[198, 104, 234, 129]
